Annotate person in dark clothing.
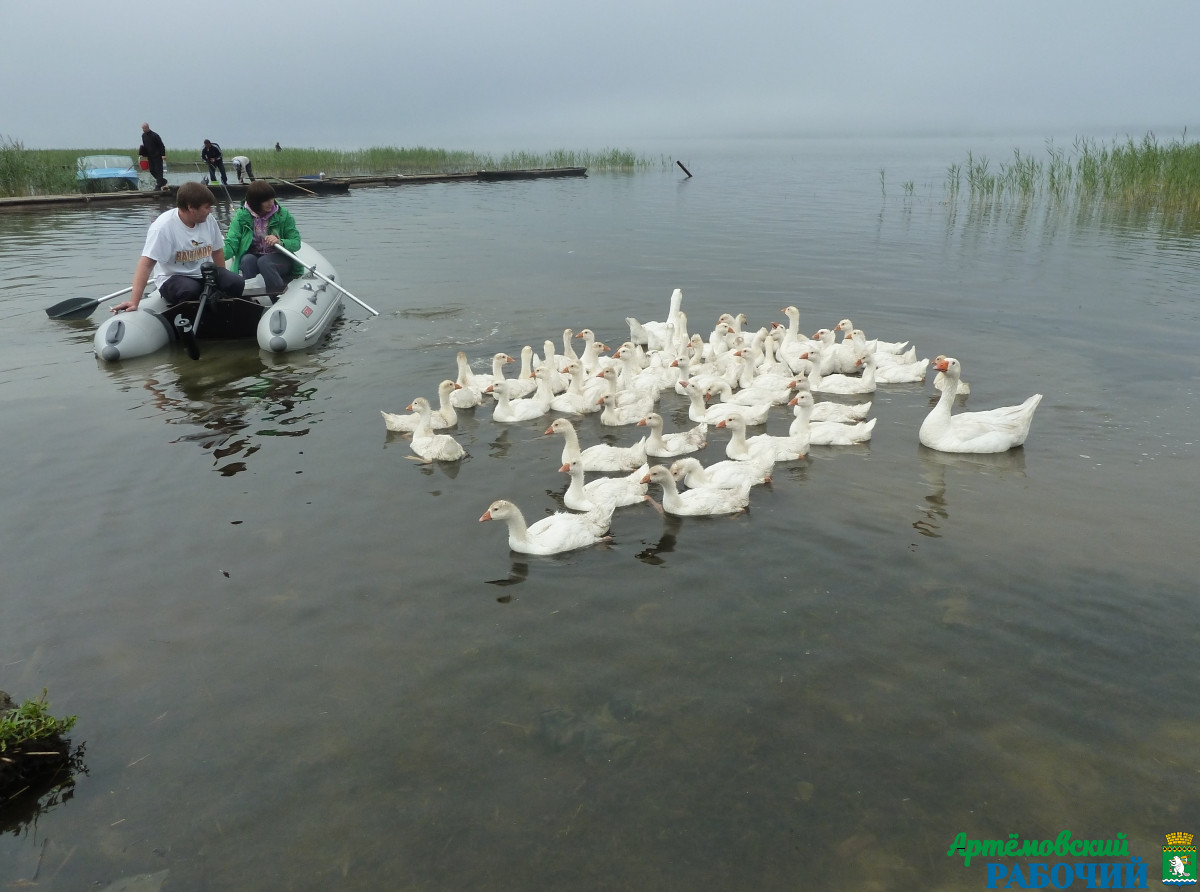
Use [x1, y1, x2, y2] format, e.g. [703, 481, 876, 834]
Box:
[201, 139, 228, 185]
[139, 123, 168, 191]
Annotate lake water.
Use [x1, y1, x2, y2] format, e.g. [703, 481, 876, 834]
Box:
[1, 136, 1197, 890]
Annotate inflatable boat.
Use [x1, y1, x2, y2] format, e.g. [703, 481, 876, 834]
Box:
[93, 243, 345, 361]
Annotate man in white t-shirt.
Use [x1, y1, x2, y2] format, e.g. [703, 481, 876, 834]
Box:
[112, 182, 263, 312]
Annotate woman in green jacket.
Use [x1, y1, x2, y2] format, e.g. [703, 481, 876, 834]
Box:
[223, 180, 303, 294]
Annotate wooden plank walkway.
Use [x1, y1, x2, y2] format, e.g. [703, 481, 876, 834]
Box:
[0, 167, 588, 211]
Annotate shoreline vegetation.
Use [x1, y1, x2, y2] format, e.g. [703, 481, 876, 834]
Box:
[0, 689, 78, 791]
[1, 138, 662, 198]
[933, 130, 1200, 230]
[944, 131, 1200, 212]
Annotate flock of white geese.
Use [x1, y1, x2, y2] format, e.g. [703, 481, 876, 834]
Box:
[382, 288, 1042, 555]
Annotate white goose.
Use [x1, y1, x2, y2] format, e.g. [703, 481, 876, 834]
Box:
[933, 354, 971, 395]
[561, 461, 649, 513]
[507, 345, 538, 396]
[841, 329, 918, 367]
[470, 352, 517, 392]
[869, 345, 930, 385]
[595, 367, 656, 416]
[811, 328, 858, 375]
[680, 380, 766, 425]
[776, 306, 818, 372]
[545, 418, 648, 472]
[575, 329, 611, 374]
[637, 287, 685, 353]
[407, 397, 467, 462]
[806, 351, 878, 395]
[612, 343, 675, 396]
[717, 413, 806, 462]
[755, 331, 797, 380]
[550, 361, 606, 414]
[488, 378, 551, 423]
[726, 352, 797, 405]
[788, 390, 876, 447]
[637, 412, 707, 457]
[382, 379, 459, 433]
[919, 357, 1041, 453]
[669, 450, 774, 490]
[833, 318, 909, 354]
[799, 383, 873, 423]
[598, 392, 653, 427]
[536, 339, 569, 393]
[671, 353, 729, 398]
[479, 499, 610, 555]
[451, 350, 486, 408]
[701, 381, 774, 424]
[642, 464, 750, 516]
[718, 312, 749, 336]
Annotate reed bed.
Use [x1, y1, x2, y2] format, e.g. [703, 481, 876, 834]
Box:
[203, 146, 659, 177]
[0, 140, 661, 197]
[0, 138, 79, 197]
[948, 131, 1200, 224]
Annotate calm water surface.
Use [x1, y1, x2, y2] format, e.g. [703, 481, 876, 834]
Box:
[1, 137, 1198, 890]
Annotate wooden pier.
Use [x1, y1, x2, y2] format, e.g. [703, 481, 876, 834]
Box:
[0, 167, 588, 210]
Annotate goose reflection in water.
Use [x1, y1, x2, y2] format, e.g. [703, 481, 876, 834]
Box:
[911, 445, 1028, 541]
[109, 353, 322, 476]
[636, 513, 682, 566]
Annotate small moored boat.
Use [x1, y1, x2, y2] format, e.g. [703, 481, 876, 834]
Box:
[93, 243, 345, 361]
[76, 155, 140, 192]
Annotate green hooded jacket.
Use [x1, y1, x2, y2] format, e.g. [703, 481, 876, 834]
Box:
[223, 203, 304, 276]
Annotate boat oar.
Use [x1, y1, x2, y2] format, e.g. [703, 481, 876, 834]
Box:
[45, 286, 134, 320]
[267, 175, 316, 196]
[273, 244, 379, 316]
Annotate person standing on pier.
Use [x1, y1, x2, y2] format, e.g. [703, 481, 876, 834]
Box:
[201, 139, 228, 185]
[139, 123, 168, 191]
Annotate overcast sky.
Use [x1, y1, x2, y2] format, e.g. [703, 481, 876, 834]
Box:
[4, 0, 1199, 153]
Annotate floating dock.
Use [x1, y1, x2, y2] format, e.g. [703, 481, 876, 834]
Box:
[0, 167, 588, 210]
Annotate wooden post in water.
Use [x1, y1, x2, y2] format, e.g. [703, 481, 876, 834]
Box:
[676, 160, 693, 178]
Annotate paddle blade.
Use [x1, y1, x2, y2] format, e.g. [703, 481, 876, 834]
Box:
[45, 297, 102, 320]
[46, 286, 132, 320]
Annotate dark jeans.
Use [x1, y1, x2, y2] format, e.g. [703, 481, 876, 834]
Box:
[158, 268, 246, 306]
[206, 159, 228, 184]
[147, 155, 166, 189]
[238, 251, 293, 293]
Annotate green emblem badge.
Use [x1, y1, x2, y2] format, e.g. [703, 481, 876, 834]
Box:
[1164, 832, 1197, 885]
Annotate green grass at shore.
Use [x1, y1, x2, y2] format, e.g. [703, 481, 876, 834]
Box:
[945, 131, 1200, 219]
[0, 138, 661, 197]
[0, 690, 76, 754]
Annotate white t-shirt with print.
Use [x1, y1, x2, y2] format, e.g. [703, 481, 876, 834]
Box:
[141, 208, 223, 285]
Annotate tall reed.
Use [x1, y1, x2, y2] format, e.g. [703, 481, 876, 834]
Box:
[0, 137, 78, 197]
[948, 131, 1200, 223]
